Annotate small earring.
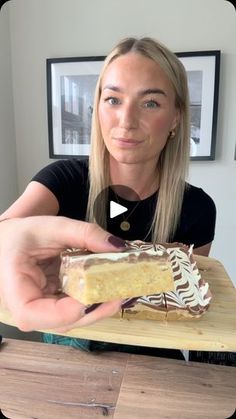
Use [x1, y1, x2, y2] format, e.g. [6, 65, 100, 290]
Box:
[169, 130, 176, 139]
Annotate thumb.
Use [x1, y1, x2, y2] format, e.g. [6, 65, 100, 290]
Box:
[17, 216, 127, 253]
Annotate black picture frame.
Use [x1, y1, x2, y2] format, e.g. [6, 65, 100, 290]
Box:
[47, 51, 220, 160]
[46, 56, 105, 159]
[176, 50, 221, 160]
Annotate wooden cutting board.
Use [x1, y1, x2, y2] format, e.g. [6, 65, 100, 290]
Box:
[0, 255, 236, 351]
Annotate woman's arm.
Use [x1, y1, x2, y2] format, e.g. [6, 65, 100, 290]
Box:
[0, 181, 59, 220]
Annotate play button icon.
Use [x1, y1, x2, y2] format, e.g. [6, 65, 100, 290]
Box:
[110, 201, 128, 219]
[93, 184, 140, 228]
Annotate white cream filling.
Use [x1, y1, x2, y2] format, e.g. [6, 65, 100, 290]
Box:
[65, 245, 166, 264]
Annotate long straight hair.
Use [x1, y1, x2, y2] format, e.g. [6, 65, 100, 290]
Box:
[86, 37, 190, 243]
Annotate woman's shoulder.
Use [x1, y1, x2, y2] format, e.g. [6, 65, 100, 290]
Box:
[32, 157, 89, 183]
[45, 157, 88, 174]
[58, 157, 89, 181]
[183, 183, 216, 212]
[175, 184, 216, 248]
[31, 158, 90, 216]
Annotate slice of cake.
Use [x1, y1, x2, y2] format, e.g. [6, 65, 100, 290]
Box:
[121, 243, 212, 320]
[59, 241, 174, 305]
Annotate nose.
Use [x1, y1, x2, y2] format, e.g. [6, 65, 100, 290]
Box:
[118, 102, 139, 129]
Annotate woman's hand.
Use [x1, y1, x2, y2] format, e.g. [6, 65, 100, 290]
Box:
[0, 216, 125, 332]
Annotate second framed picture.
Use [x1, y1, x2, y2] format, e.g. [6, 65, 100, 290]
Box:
[47, 56, 105, 159]
[177, 50, 220, 160]
[47, 50, 220, 160]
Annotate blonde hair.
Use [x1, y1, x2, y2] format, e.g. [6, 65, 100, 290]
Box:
[86, 37, 190, 243]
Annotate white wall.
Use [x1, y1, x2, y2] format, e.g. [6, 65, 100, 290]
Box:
[0, 3, 18, 212]
[2, 0, 236, 283]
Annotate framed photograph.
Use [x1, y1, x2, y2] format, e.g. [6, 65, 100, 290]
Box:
[177, 50, 221, 160]
[47, 51, 220, 160]
[46, 56, 105, 158]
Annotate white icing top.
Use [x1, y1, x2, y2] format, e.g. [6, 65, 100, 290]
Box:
[62, 242, 167, 265]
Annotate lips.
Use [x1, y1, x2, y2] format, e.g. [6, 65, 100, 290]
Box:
[114, 137, 142, 145]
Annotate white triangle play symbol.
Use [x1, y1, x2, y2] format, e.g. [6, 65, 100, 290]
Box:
[110, 200, 128, 219]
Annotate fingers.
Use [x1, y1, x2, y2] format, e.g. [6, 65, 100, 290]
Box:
[0, 217, 127, 262]
[0, 216, 126, 331]
[10, 296, 121, 332]
[76, 299, 122, 327]
[55, 217, 127, 252]
[17, 216, 127, 254]
[52, 299, 122, 333]
[10, 295, 85, 331]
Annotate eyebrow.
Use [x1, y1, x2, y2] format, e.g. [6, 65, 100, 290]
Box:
[102, 85, 167, 97]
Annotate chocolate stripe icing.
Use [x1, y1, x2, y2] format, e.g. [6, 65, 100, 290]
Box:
[121, 241, 212, 317]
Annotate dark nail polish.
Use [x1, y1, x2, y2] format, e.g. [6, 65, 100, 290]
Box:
[107, 235, 126, 248]
[84, 303, 101, 314]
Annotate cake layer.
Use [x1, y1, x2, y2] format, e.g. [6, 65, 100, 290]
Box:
[60, 242, 174, 305]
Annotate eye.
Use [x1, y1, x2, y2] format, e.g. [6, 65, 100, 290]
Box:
[104, 96, 121, 105]
[143, 100, 160, 109]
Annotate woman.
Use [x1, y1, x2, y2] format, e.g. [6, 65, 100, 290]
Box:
[0, 37, 216, 355]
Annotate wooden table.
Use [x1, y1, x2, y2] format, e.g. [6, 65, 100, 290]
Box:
[0, 339, 235, 419]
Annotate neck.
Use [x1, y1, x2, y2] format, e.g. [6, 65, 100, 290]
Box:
[109, 157, 159, 200]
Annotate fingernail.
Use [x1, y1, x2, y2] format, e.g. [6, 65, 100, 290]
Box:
[107, 235, 126, 248]
[84, 303, 101, 314]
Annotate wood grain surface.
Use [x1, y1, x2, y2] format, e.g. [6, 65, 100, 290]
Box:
[113, 354, 236, 419]
[0, 339, 235, 419]
[0, 338, 127, 418]
[0, 255, 236, 351]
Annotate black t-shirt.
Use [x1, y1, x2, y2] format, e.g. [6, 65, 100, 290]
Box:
[32, 158, 216, 248]
[33, 158, 219, 358]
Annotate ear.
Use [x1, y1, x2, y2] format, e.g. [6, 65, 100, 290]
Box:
[171, 108, 181, 131]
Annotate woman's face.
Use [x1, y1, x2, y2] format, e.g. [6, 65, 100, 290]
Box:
[98, 52, 180, 165]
